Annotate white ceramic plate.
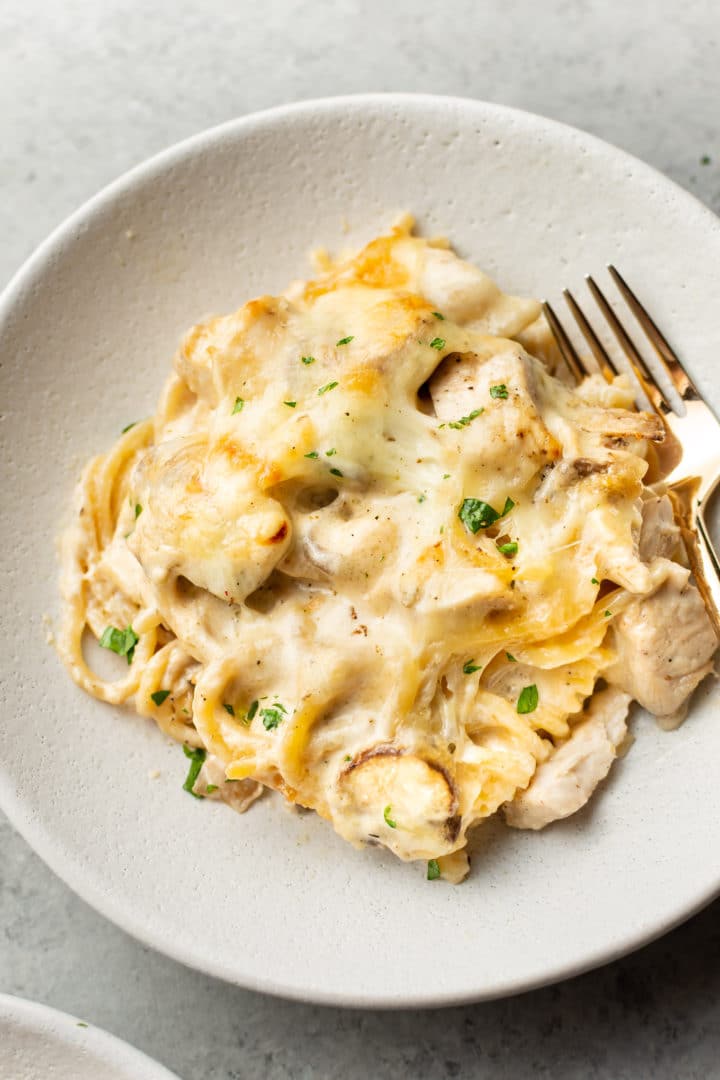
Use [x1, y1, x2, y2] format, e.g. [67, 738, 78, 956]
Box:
[0, 994, 180, 1080]
[1, 95, 719, 1008]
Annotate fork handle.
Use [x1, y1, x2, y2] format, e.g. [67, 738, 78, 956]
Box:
[669, 477, 720, 640]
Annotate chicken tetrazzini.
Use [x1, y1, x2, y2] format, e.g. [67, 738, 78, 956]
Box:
[58, 218, 717, 882]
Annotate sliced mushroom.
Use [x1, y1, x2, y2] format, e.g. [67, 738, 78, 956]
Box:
[333, 746, 460, 860]
[195, 753, 264, 813]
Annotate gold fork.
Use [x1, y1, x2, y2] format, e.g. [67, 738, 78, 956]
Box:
[542, 269, 720, 638]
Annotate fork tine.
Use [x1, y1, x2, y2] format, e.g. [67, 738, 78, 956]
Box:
[562, 288, 617, 383]
[541, 300, 586, 383]
[585, 274, 673, 416]
[607, 265, 698, 403]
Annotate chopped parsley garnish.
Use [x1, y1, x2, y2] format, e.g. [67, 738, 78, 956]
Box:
[99, 625, 139, 665]
[318, 381, 339, 395]
[121, 421, 137, 433]
[427, 859, 441, 881]
[329, 467, 344, 477]
[497, 541, 518, 556]
[246, 699, 259, 723]
[591, 577, 599, 585]
[305, 450, 319, 458]
[506, 652, 517, 662]
[442, 473, 451, 479]
[429, 337, 446, 350]
[517, 684, 539, 714]
[458, 496, 514, 533]
[701, 154, 711, 165]
[232, 396, 245, 414]
[344, 754, 352, 762]
[432, 311, 445, 320]
[301, 355, 316, 365]
[489, 384, 509, 399]
[151, 689, 170, 706]
[206, 784, 218, 794]
[336, 336, 354, 346]
[417, 494, 427, 503]
[325, 448, 337, 456]
[182, 744, 206, 798]
[260, 702, 287, 730]
[383, 805, 397, 829]
[448, 408, 483, 430]
[283, 400, 297, 408]
[463, 660, 482, 674]
[223, 703, 235, 716]
[604, 609, 612, 617]
[76, 1022, 88, 1028]
[134, 503, 142, 518]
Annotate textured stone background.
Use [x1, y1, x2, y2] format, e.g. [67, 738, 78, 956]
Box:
[2, 1, 719, 1077]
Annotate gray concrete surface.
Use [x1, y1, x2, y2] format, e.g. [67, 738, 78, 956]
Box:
[2, 1, 720, 1076]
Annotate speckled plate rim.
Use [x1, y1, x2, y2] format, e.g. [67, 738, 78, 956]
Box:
[0, 993, 181, 1079]
[1, 93, 719, 1009]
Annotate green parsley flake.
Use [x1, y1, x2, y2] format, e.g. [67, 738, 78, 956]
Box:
[206, 784, 219, 794]
[591, 577, 599, 585]
[305, 450, 319, 459]
[283, 400, 297, 408]
[432, 311, 445, 320]
[463, 660, 482, 675]
[260, 702, 287, 730]
[232, 396, 245, 414]
[427, 859, 441, 881]
[458, 496, 514, 534]
[99, 625, 139, 665]
[701, 154, 711, 165]
[318, 381, 339, 395]
[605, 609, 612, 617]
[325, 448, 337, 456]
[336, 336, 354, 346]
[329, 467, 344, 477]
[517, 684, 539, 714]
[344, 754, 352, 762]
[443, 473, 451, 479]
[223, 703, 235, 716]
[182, 744, 206, 798]
[301, 355, 316, 365]
[506, 652, 517, 662]
[430, 337, 446, 350]
[448, 408, 484, 430]
[134, 503, 142, 519]
[121, 421, 137, 433]
[151, 689, 170, 706]
[418, 494, 427, 503]
[383, 805, 397, 829]
[246, 699, 259, 723]
[489, 384, 509, 399]
[497, 541, 518, 556]
[76, 1022, 89, 1028]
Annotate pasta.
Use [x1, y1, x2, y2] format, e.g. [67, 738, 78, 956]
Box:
[58, 218, 717, 881]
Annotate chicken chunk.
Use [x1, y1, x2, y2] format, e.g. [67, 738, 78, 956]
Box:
[407, 243, 541, 336]
[504, 686, 631, 830]
[606, 562, 716, 722]
[129, 436, 291, 604]
[638, 494, 680, 562]
[430, 346, 560, 493]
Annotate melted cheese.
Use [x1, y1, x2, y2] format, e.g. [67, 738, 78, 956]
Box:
[58, 218, 715, 880]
